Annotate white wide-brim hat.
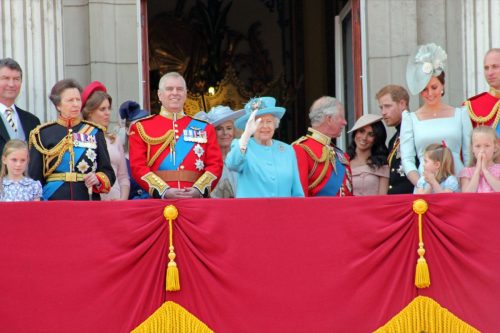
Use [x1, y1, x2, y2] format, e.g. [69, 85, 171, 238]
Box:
[406, 43, 447, 95]
[194, 105, 245, 127]
[235, 97, 286, 130]
[348, 114, 383, 133]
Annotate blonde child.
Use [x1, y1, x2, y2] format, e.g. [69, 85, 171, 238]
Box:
[460, 126, 500, 193]
[414, 142, 459, 194]
[0, 139, 42, 201]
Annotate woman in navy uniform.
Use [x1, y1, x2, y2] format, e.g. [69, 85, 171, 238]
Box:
[29, 79, 115, 200]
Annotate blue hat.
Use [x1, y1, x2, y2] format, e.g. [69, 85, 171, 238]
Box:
[119, 101, 149, 122]
[235, 97, 286, 130]
[406, 43, 447, 95]
[194, 105, 245, 127]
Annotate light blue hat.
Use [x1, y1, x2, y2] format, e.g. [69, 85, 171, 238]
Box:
[235, 97, 286, 130]
[406, 43, 447, 95]
[194, 105, 245, 127]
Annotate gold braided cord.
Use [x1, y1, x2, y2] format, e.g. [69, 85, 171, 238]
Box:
[297, 144, 334, 190]
[131, 301, 213, 333]
[148, 132, 175, 167]
[29, 125, 74, 178]
[374, 296, 479, 333]
[136, 122, 175, 145]
[387, 138, 400, 166]
[465, 99, 500, 124]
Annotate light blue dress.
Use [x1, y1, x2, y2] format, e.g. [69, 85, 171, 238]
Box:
[400, 108, 472, 176]
[414, 175, 460, 193]
[0, 176, 42, 201]
[225, 138, 305, 198]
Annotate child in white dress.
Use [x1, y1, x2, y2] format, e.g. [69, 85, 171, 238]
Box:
[0, 139, 42, 201]
[414, 142, 459, 194]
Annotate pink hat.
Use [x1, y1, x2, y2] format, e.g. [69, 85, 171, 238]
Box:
[81, 81, 107, 110]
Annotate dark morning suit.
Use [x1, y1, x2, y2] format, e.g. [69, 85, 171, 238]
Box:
[0, 106, 40, 153]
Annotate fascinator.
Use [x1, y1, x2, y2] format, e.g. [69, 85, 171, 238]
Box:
[406, 43, 447, 95]
[348, 114, 383, 133]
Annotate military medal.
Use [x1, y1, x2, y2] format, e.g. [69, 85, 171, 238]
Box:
[193, 144, 204, 158]
[184, 127, 208, 143]
[73, 133, 97, 149]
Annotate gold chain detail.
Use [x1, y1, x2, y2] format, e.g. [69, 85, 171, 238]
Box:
[297, 144, 334, 190]
[466, 100, 500, 124]
[136, 122, 175, 145]
[29, 124, 74, 178]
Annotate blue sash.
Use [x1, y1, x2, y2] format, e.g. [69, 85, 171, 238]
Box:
[43, 127, 98, 200]
[496, 123, 500, 139]
[158, 119, 207, 170]
[316, 158, 345, 196]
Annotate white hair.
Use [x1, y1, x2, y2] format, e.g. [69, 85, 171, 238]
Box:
[158, 72, 186, 91]
[309, 96, 342, 126]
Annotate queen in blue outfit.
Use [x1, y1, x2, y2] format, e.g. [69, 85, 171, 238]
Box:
[225, 97, 304, 198]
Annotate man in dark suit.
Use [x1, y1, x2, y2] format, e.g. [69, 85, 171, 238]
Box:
[0, 58, 40, 153]
[376, 85, 415, 194]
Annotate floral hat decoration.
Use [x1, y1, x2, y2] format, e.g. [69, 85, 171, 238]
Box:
[406, 43, 447, 95]
[234, 97, 286, 130]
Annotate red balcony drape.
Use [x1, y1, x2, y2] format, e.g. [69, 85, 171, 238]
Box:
[1, 194, 499, 332]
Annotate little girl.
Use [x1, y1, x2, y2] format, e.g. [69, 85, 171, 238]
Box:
[0, 139, 42, 201]
[460, 126, 500, 193]
[414, 142, 459, 194]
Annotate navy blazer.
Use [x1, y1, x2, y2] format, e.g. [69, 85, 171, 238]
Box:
[0, 106, 41, 153]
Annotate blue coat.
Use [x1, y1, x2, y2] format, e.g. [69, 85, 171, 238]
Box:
[225, 138, 304, 198]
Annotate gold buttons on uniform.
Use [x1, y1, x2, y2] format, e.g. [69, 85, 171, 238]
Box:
[180, 165, 185, 170]
[389, 185, 393, 189]
[174, 124, 178, 128]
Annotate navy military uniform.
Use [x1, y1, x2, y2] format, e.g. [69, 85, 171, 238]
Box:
[387, 125, 415, 194]
[29, 117, 115, 200]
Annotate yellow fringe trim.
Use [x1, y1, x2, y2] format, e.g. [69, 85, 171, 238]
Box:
[131, 301, 213, 333]
[374, 296, 480, 333]
[413, 199, 430, 288]
[164, 205, 180, 291]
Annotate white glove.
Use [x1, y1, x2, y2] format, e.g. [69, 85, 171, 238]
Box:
[239, 110, 261, 151]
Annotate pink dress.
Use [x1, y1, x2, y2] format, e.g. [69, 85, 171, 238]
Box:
[352, 164, 389, 196]
[101, 136, 130, 200]
[459, 164, 500, 193]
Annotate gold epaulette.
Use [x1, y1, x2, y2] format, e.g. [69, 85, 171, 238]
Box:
[28, 121, 57, 149]
[133, 114, 156, 123]
[82, 119, 106, 132]
[291, 136, 308, 146]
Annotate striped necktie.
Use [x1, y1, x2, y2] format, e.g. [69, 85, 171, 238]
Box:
[5, 108, 17, 132]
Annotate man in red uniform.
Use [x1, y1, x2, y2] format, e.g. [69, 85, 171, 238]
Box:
[464, 48, 500, 136]
[293, 96, 353, 197]
[129, 72, 223, 198]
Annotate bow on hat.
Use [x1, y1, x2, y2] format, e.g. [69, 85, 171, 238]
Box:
[406, 43, 447, 95]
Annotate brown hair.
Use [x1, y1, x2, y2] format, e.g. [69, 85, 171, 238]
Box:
[81, 90, 115, 142]
[424, 143, 455, 183]
[0, 139, 29, 195]
[436, 72, 446, 96]
[81, 90, 112, 120]
[49, 79, 82, 107]
[375, 85, 410, 107]
[468, 126, 500, 166]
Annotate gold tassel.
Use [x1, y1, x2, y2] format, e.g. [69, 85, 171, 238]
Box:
[413, 199, 430, 288]
[164, 205, 180, 291]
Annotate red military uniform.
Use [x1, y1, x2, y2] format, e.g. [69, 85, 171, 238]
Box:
[129, 108, 223, 198]
[464, 88, 500, 129]
[292, 128, 353, 197]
